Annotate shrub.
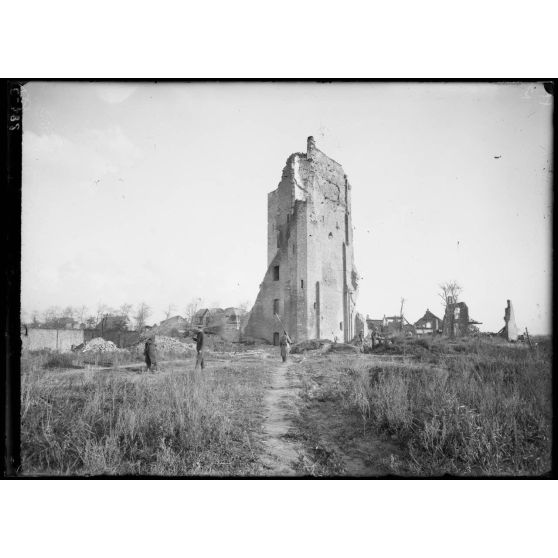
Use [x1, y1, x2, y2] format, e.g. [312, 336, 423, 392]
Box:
[21, 362, 269, 476]
[44, 353, 83, 369]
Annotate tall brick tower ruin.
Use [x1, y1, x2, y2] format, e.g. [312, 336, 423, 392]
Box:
[245, 137, 359, 344]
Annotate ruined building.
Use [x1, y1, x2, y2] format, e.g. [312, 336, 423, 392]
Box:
[442, 297, 482, 337]
[414, 309, 442, 335]
[193, 307, 249, 342]
[499, 299, 519, 342]
[245, 137, 359, 344]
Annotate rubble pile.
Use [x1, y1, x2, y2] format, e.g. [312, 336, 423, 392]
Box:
[153, 335, 194, 353]
[82, 337, 119, 353]
[291, 339, 330, 354]
[131, 336, 195, 358]
[325, 343, 361, 354]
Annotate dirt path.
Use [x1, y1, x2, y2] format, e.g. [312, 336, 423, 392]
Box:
[259, 359, 306, 476]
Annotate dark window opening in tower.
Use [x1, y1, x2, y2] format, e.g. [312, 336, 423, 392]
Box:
[345, 213, 349, 245]
[273, 266, 279, 281]
[277, 232, 280, 248]
[273, 299, 279, 314]
[301, 279, 304, 289]
[340, 322, 343, 331]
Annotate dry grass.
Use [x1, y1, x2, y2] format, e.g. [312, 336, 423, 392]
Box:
[20, 337, 552, 477]
[20, 355, 270, 476]
[298, 337, 552, 476]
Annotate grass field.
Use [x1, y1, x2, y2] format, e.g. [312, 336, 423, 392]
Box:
[21, 350, 271, 476]
[295, 336, 552, 476]
[20, 336, 552, 477]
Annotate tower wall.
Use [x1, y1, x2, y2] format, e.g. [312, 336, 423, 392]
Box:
[245, 137, 358, 344]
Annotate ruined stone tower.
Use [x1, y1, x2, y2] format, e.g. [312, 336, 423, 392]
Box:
[245, 137, 359, 344]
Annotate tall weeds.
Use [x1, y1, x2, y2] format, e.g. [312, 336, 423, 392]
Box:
[342, 340, 552, 476]
[21, 363, 267, 476]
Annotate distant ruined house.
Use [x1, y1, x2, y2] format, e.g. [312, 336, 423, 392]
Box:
[144, 315, 188, 338]
[245, 137, 359, 345]
[366, 315, 415, 336]
[414, 309, 442, 335]
[442, 298, 481, 337]
[193, 307, 248, 342]
[366, 318, 383, 333]
[96, 314, 129, 332]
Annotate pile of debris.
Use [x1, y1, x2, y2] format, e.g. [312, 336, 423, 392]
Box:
[153, 335, 195, 353]
[82, 337, 119, 353]
[132, 335, 195, 357]
[325, 343, 361, 354]
[290, 339, 330, 354]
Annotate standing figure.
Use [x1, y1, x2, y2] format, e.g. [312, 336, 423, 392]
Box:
[371, 328, 377, 349]
[279, 330, 292, 363]
[194, 328, 206, 371]
[144, 336, 157, 372]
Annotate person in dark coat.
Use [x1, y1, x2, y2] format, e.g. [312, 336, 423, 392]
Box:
[193, 328, 206, 371]
[144, 337, 157, 372]
[279, 330, 292, 363]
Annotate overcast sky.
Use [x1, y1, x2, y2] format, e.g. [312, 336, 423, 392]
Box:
[21, 82, 552, 334]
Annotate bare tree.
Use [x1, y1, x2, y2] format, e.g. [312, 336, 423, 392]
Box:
[30, 309, 41, 326]
[439, 281, 463, 307]
[237, 300, 252, 312]
[76, 305, 88, 325]
[63, 305, 76, 319]
[134, 302, 152, 331]
[184, 297, 202, 326]
[95, 303, 108, 326]
[43, 306, 62, 328]
[119, 303, 133, 329]
[20, 308, 29, 325]
[164, 303, 176, 320]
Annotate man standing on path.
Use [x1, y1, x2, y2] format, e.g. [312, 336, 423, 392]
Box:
[279, 330, 292, 363]
[193, 327, 206, 371]
[144, 336, 157, 373]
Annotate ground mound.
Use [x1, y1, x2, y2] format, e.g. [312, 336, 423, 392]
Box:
[82, 338, 120, 353]
[131, 335, 196, 358]
[325, 343, 360, 354]
[291, 339, 331, 354]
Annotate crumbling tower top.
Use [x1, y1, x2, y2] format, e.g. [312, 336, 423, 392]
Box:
[307, 135, 316, 156]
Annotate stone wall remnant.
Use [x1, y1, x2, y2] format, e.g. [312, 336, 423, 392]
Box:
[442, 297, 482, 337]
[500, 299, 519, 342]
[21, 327, 85, 352]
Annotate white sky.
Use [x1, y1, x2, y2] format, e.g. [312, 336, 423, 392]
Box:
[21, 82, 552, 334]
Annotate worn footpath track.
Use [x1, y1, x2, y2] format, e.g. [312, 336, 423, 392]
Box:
[259, 359, 306, 476]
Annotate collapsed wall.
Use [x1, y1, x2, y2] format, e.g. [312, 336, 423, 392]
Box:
[245, 137, 359, 344]
[501, 300, 519, 342]
[193, 307, 248, 342]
